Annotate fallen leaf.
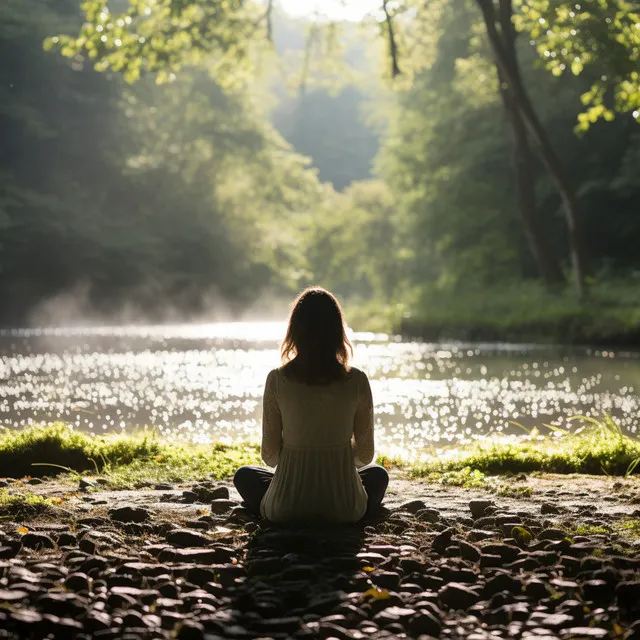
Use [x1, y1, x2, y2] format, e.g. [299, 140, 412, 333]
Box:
[197, 509, 208, 516]
[361, 587, 390, 601]
[362, 566, 375, 573]
[17, 526, 28, 535]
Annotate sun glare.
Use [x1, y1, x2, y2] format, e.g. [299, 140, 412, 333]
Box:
[277, 0, 380, 22]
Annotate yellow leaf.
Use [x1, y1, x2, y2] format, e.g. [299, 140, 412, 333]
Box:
[362, 566, 375, 573]
[361, 587, 390, 601]
[154, 456, 164, 462]
[197, 509, 207, 516]
[17, 526, 28, 535]
[52, 498, 63, 504]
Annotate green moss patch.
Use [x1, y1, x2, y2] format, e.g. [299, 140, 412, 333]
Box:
[409, 417, 640, 478]
[0, 423, 261, 486]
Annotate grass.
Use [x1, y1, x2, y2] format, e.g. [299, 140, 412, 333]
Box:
[616, 519, 640, 539]
[0, 489, 61, 519]
[380, 278, 640, 345]
[409, 416, 640, 478]
[574, 524, 612, 535]
[1, 416, 639, 492]
[0, 423, 261, 487]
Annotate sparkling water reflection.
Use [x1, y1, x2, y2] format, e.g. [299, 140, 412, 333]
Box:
[1, 322, 638, 457]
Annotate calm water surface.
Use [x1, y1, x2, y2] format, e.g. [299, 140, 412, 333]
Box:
[1, 322, 639, 457]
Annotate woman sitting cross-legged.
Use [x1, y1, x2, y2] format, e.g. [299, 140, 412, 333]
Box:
[233, 286, 389, 523]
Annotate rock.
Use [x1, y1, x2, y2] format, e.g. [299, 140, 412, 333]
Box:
[398, 500, 427, 514]
[480, 543, 521, 563]
[64, 573, 91, 592]
[432, 528, 455, 554]
[539, 528, 567, 541]
[79, 477, 96, 490]
[37, 592, 87, 618]
[166, 529, 210, 548]
[524, 579, 549, 600]
[469, 499, 494, 519]
[582, 579, 613, 602]
[371, 571, 401, 590]
[210, 499, 236, 514]
[182, 490, 198, 503]
[373, 606, 416, 626]
[541, 502, 563, 515]
[176, 621, 205, 640]
[483, 573, 522, 597]
[57, 533, 78, 547]
[108, 505, 151, 523]
[468, 529, 496, 542]
[408, 610, 442, 636]
[480, 554, 504, 568]
[526, 612, 575, 629]
[416, 508, 440, 523]
[559, 628, 609, 638]
[84, 611, 112, 632]
[0, 589, 29, 603]
[458, 540, 481, 563]
[21, 533, 55, 550]
[616, 581, 640, 609]
[438, 583, 481, 610]
[158, 547, 234, 564]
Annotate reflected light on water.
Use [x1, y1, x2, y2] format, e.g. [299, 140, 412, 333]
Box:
[0, 322, 639, 457]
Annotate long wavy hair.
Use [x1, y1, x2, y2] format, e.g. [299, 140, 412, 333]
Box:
[280, 287, 353, 384]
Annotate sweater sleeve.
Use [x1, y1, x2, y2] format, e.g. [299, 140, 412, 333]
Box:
[352, 370, 375, 468]
[261, 369, 282, 467]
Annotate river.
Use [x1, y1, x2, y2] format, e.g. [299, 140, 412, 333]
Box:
[1, 322, 638, 457]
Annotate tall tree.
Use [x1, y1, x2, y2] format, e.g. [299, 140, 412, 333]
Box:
[476, 0, 589, 296]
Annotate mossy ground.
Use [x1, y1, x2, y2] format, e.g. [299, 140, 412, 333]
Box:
[408, 416, 640, 479]
[0, 417, 638, 495]
[0, 423, 261, 489]
[0, 489, 61, 520]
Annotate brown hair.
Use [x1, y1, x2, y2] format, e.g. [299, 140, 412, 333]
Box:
[280, 286, 353, 384]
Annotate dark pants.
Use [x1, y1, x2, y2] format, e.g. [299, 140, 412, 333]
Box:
[233, 463, 389, 519]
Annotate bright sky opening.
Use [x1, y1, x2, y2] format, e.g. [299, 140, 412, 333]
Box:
[277, 0, 381, 22]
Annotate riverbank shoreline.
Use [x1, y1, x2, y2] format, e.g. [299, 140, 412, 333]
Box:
[348, 279, 640, 349]
[1, 470, 639, 639]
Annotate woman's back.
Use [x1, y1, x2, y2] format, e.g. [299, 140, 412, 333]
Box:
[274, 367, 364, 448]
[260, 366, 374, 523]
[232, 286, 388, 523]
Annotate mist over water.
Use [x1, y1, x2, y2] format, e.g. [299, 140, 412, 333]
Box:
[1, 322, 639, 458]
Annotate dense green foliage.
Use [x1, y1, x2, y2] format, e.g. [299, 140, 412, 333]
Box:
[1, 0, 639, 336]
[515, 0, 640, 130]
[0, 0, 329, 322]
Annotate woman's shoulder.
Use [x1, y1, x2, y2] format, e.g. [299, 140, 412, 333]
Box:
[347, 366, 368, 379]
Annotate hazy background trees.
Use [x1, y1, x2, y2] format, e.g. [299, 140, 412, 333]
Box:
[1, 0, 639, 330]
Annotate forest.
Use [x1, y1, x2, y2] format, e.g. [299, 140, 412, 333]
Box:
[1, 0, 639, 341]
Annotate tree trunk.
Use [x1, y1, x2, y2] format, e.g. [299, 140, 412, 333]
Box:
[494, 0, 564, 287]
[498, 73, 565, 286]
[476, 0, 589, 298]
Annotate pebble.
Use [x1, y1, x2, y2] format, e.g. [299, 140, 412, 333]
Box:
[108, 505, 151, 523]
[166, 529, 210, 548]
[0, 482, 636, 640]
[469, 500, 494, 519]
[210, 499, 236, 514]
